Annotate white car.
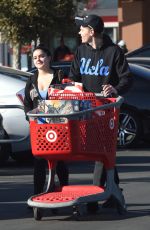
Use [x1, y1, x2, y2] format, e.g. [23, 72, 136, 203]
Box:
[0, 66, 32, 163]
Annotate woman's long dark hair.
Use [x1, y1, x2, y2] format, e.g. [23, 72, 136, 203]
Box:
[33, 44, 51, 57]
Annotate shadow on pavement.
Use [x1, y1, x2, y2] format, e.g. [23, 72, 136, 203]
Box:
[0, 199, 150, 221]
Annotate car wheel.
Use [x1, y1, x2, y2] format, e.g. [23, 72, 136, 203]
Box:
[118, 109, 142, 148]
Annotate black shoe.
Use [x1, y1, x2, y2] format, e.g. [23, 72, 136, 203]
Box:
[87, 202, 99, 214]
[102, 196, 117, 209]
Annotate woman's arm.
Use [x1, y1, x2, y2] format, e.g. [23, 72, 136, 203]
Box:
[24, 77, 33, 120]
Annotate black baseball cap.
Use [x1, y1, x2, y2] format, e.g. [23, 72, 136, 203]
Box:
[75, 14, 104, 33]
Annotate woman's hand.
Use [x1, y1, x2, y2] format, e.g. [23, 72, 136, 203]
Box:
[102, 84, 118, 97]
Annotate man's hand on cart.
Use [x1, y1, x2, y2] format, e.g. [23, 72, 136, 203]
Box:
[102, 84, 118, 97]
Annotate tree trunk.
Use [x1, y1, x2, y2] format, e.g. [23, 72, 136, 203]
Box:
[12, 43, 21, 69]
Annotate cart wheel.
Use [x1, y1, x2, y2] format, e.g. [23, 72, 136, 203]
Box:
[33, 207, 42, 220]
[73, 205, 85, 220]
[73, 206, 80, 220]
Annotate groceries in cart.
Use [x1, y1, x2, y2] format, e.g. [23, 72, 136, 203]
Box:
[37, 99, 92, 123]
[36, 82, 92, 124]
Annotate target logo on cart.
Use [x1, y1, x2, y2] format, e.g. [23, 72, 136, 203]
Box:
[46, 130, 57, 142]
[109, 118, 115, 130]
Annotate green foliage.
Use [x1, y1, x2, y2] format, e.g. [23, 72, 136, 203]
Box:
[0, 0, 78, 45]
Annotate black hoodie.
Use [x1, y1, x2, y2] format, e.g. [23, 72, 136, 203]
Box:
[70, 34, 132, 95]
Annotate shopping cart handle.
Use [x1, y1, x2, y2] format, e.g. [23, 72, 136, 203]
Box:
[27, 96, 124, 119]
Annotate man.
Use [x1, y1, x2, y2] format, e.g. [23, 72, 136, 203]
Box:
[69, 14, 132, 213]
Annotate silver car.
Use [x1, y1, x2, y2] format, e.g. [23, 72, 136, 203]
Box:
[0, 66, 32, 164]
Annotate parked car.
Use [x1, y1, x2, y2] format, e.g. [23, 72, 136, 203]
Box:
[118, 63, 150, 148]
[126, 44, 150, 69]
[0, 66, 32, 164]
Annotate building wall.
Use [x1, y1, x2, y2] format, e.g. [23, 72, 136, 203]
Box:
[118, 0, 150, 52]
[143, 0, 150, 44]
[118, 0, 143, 51]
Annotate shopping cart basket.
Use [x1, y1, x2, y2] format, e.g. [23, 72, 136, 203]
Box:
[27, 93, 125, 220]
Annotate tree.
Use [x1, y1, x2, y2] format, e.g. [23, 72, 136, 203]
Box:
[0, 0, 81, 69]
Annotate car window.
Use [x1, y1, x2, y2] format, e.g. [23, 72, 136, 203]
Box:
[0, 73, 26, 96]
[133, 49, 150, 57]
[126, 46, 150, 58]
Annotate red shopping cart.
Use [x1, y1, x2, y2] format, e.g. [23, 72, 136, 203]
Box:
[27, 93, 126, 220]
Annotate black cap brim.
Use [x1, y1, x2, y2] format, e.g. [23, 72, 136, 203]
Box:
[75, 16, 85, 27]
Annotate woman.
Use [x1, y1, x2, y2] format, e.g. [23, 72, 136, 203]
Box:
[24, 44, 69, 195]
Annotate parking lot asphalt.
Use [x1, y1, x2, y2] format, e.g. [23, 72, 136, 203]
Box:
[0, 146, 150, 230]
